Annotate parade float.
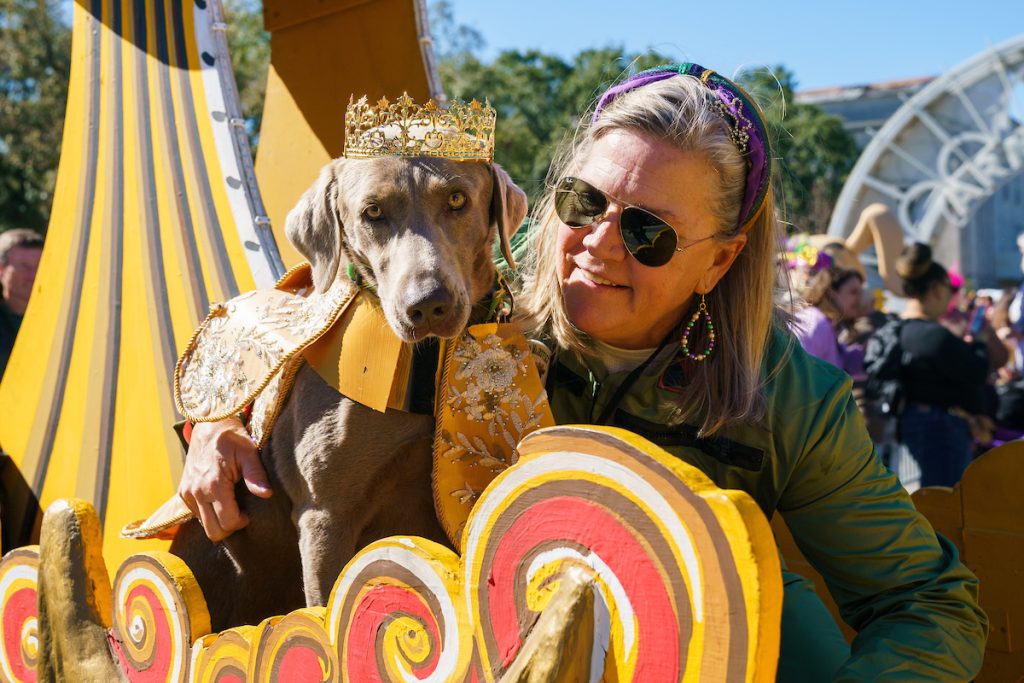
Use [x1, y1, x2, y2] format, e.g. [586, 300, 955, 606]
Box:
[0, 1, 1021, 680]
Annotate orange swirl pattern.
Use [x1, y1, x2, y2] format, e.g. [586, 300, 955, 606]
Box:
[189, 626, 262, 683]
[251, 609, 335, 682]
[328, 538, 471, 682]
[463, 425, 782, 682]
[0, 547, 40, 683]
[110, 552, 210, 682]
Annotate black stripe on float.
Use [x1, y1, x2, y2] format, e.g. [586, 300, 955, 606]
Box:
[94, 0, 127, 525]
[153, 0, 210, 317]
[170, 0, 239, 298]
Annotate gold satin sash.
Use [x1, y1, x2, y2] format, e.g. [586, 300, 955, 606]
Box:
[432, 323, 555, 545]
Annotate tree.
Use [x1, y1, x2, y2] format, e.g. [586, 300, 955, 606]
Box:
[0, 0, 71, 234]
[739, 65, 859, 234]
[430, 5, 857, 223]
[1, 2, 859, 235]
[0, 1, 268, 233]
[438, 45, 671, 202]
[222, 0, 269, 152]
[428, 0, 484, 59]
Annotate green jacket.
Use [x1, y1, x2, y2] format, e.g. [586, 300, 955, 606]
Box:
[546, 327, 987, 681]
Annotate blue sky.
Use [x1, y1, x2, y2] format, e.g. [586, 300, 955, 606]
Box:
[444, 1, 1023, 91]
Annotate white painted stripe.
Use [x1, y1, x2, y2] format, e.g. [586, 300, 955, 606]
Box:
[193, 0, 280, 287]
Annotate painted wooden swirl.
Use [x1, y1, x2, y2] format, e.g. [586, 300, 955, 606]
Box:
[463, 425, 781, 682]
[110, 551, 210, 682]
[0, 547, 40, 683]
[328, 538, 471, 682]
[0, 425, 781, 681]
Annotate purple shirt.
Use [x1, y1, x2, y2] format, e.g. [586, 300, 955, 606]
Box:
[793, 306, 843, 368]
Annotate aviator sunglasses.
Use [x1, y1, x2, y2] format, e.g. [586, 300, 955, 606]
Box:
[554, 176, 714, 267]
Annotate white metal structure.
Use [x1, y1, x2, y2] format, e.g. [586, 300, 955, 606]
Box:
[828, 35, 1024, 278]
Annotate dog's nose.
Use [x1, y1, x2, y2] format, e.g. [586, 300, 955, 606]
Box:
[406, 287, 454, 326]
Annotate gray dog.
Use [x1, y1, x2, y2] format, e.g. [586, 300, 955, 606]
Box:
[170, 156, 527, 630]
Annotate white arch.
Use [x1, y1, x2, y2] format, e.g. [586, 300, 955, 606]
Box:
[828, 34, 1024, 275]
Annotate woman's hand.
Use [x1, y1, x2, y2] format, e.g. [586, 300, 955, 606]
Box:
[178, 417, 272, 542]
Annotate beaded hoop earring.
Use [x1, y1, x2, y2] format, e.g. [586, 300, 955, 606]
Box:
[681, 293, 715, 362]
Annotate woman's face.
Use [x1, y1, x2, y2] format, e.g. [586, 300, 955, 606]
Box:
[556, 129, 745, 349]
[831, 276, 864, 322]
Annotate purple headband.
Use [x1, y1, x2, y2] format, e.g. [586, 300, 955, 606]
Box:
[592, 63, 772, 232]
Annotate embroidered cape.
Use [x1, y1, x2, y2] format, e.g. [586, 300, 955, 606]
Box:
[124, 265, 553, 544]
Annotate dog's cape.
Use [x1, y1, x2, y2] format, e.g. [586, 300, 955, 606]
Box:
[124, 265, 554, 544]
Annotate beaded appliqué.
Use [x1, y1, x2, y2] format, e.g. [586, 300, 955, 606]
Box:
[712, 94, 753, 155]
[681, 294, 715, 362]
[433, 323, 555, 544]
[440, 332, 548, 471]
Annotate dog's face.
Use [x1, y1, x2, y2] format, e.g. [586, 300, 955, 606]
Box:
[285, 157, 527, 343]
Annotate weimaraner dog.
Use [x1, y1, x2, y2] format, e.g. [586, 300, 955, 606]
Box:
[169, 156, 527, 630]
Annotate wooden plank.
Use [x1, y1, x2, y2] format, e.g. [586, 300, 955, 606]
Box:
[262, 0, 377, 33]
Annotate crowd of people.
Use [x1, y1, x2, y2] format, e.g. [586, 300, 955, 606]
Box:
[788, 233, 1024, 493]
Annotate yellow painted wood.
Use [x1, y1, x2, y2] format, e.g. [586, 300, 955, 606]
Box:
[0, 0, 280, 568]
[954, 443, 1024, 681]
[256, 0, 437, 267]
[5, 426, 783, 679]
[305, 293, 407, 413]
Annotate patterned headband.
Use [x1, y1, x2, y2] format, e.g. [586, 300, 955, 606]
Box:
[592, 63, 772, 232]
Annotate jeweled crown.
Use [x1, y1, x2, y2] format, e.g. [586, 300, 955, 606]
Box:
[344, 93, 496, 161]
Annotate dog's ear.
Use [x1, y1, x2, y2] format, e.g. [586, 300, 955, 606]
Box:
[285, 160, 344, 292]
[489, 163, 528, 270]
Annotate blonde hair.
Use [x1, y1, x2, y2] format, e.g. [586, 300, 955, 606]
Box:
[516, 76, 787, 435]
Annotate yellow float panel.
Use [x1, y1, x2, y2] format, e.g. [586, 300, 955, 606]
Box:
[256, 0, 442, 267]
[0, 0, 285, 567]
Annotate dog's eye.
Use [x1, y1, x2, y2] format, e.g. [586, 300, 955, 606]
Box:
[363, 204, 383, 221]
[448, 192, 467, 211]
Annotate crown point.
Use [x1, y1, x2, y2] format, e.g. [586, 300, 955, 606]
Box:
[344, 93, 496, 161]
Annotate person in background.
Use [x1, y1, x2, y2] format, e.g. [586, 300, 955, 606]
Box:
[787, 238, 866, 377]
[890, 242, 990, 489]
[0, 229, 44, 379]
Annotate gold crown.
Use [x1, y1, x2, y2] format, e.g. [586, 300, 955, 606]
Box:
[344, 93, 496, 161]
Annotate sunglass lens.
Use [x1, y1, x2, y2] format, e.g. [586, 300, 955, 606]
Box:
[554, 177, 607, 227]
[620, 208, 677, 267]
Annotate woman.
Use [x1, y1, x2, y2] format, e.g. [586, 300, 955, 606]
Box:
[181, 65, 987, 680]
[885, 242, 990, 490]
[787, 241, 866, 375]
